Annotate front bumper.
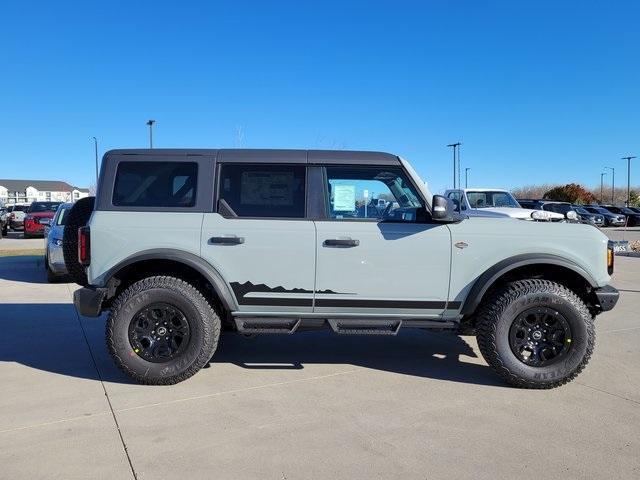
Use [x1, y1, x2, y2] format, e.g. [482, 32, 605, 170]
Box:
[73, 287, 107, 317]
[594, 285, 619, 312]
[10, 220, 24, 229]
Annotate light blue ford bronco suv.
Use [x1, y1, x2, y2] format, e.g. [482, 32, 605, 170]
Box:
[69, 149, 619, 387]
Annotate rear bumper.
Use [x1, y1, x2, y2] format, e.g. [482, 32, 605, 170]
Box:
[594, 285, 619, 312]
[73, 287, 107, 317]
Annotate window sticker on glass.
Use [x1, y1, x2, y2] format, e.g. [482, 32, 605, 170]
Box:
[333, 184, 356, 211]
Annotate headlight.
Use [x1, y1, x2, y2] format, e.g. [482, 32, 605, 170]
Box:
[566, 211, 578, 221]
[54, 239, 63, 246]
[531, 210, 553, 221]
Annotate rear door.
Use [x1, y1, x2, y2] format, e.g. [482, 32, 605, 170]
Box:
[313, 163, 452, 318]
[201, 152, 316, 314]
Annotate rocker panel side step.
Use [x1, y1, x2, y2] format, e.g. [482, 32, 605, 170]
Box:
[328, 318, 402, 335]
[234, 317, 301, 334]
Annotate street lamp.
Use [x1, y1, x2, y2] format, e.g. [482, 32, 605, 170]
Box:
[447, 142, 461, 189]
[92, 137, 99, 183]
[600, 172, 607, 204]
[604, 166, 615, 204]
[465, 167, 471, 188]
[622, 156, 636, 206]
[146, 120, 156, 148]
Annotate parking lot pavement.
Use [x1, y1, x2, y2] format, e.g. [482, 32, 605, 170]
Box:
[604, 226, 640, 244]
[0, 255, 639, 480]
[0, 231, 45, 251]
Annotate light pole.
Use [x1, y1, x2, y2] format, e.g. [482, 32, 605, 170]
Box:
[622, 156, 636, 206]
[146, 120, 156, 148]
[600, 172, 607, 204]
[604, 166, 615, 204]
[465, 167, 471, 188]
[447, 142, 461, 189]
[92, 137, 99, 183]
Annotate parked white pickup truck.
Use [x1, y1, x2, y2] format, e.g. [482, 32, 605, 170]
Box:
[444, 188, 565, 221]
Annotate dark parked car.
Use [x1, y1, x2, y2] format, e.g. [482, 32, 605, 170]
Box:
[583, 206, 626, 227]
[24, 201, 62, 238]
[539, 201, 581, 223]
[601, 205, 640, 226]
[627, 206, 640, 215]
[516, 199, 545, 210]
[570, 205, 605, 227]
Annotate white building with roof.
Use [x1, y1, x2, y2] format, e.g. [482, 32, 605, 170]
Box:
[0, 179, 90, 205]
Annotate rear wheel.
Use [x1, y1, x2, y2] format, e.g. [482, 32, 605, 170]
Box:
[476, 279, 594, 389]
[62, 197, 95, 286]
[107, 276, 221, 385]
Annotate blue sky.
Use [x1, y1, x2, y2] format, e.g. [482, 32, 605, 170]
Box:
[0, 1, 638, 193]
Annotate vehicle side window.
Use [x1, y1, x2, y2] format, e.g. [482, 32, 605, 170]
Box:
[447, 191, 464, 211]
[324, 166, 423, 222]
[113, 162, 198, 207]
[217, 164, 306, 218]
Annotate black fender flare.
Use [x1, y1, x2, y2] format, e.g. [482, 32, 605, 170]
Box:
[97, 248, 238, 311]
[460, 253, 598, 316]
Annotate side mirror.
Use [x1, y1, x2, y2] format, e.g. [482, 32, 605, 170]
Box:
[431, 195, 455, 222]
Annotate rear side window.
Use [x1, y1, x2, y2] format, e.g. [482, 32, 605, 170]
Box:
[217, 164, 306, 218]
[113, 162, 197, 207]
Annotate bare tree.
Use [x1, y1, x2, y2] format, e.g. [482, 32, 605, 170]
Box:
[235, 125, 245, 147]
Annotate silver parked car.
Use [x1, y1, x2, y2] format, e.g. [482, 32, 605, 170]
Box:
[44, 202, 73, 282]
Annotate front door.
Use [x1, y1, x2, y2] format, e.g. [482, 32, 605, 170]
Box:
[201, 160, 316, 314]
[314, 164, 452, 318]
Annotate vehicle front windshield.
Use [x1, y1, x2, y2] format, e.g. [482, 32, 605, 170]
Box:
[467, 191, 520, 208]
[593, 207, 612, 214]
[573, 206, 590, 214]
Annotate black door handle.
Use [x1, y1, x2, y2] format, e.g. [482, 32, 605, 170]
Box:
[323, 238, 359, 248]
[209, 236, 244, 245]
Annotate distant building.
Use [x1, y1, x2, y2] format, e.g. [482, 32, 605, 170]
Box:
[0, 179, 90, 205]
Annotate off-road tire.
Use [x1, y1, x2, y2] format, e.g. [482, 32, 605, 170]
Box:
[476, 279, 595, 389]
[62, 196, 95, 286]
[107, 276, 221, 385]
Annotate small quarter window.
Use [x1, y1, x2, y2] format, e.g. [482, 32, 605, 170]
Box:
[218, 164, 306, 218]
[113, 162, 197, 207]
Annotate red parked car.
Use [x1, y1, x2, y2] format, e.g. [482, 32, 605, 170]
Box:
[23, 201, 62, 238]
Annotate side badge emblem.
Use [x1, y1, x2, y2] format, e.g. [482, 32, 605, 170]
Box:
[455, 241, 469, 249]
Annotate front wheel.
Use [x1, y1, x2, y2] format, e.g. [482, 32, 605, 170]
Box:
[107, 276, 221, 385]
[476, 279, 595, 389]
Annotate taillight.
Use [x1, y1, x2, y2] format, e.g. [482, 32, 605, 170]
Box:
[78, 226, 91, 266]
[607, 241, 614, 275]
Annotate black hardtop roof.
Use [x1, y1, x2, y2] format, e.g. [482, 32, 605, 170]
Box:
[104, 148, 400, 165]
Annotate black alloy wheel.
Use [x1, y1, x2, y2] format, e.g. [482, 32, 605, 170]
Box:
[509, 307, 572, 367]
[128, 303, 191, 363]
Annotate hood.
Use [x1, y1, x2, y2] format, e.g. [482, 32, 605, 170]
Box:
[469, 207, 565, 220]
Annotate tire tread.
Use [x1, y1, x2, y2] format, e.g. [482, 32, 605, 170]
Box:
[106, 275, 221, 385]
[476, 279, 595, 389]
